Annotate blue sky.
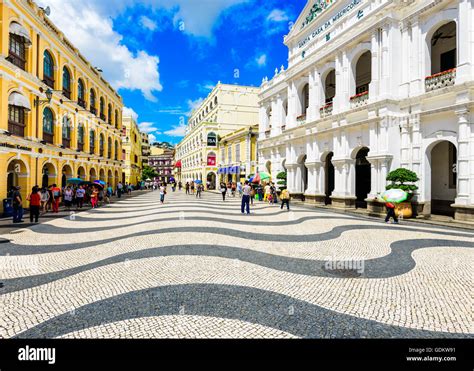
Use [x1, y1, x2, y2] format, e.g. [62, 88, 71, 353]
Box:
[40, 0, 307, 144]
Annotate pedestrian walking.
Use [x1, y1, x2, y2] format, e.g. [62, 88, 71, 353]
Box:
[185, 182, 190, 195]
[12, 186, 24, 223]
[90, 186, 99, 208]
[27, 186, 41, 223]
[264, 182, 271, 202]
[190, 182, 195, 195]
[237, 182, 243, 198]
[178, 181, 182, 191]
[117, 182, 123, 198]
[231, 182, 236, 197]
[280, 188, 290, 210]
[220, 182, 227, 201]
[40, 187, 50, 214]
[385, 201, 399, 224]
[159, 185, 166, 204]
[241, 181, 252, 215]
[46, 186, 53, 212]
[250, 186, 255, 205]
[196, 184, 202, 198]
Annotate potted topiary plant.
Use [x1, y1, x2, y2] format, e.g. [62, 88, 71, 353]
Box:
[276, 171, 287, 192]
[386, 168, 419, 218]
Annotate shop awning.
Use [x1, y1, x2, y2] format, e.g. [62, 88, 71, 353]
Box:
[9, 22, 32, 45]
[8, 92, 31, 111]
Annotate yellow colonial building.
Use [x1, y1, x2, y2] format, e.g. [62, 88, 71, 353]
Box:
[122, 114, 142, 185]
[0, 0, 124, 205]
[218, 125, 258, 184]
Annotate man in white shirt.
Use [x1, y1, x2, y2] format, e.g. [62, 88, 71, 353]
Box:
[241, 181, 252, 214]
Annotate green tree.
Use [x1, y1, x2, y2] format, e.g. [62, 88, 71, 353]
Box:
[141, 166, 158, 181]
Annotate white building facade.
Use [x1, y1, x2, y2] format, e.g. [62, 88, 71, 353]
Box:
[258, 0, 474, 221]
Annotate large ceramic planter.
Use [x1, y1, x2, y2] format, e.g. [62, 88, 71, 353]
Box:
[395, 202, 413, 219]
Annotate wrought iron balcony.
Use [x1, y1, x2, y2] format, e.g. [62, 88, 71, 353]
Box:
[320, 103, 333, 118]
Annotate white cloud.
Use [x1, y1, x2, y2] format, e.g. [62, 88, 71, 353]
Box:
[123, 107, 139, 120]
[148, 133, 157, 143]
[255, 54, 267, 67]
[267, 9, 289, 22]
[38, 0, 163, 101]
[138, 122, 160, 134]
[164, 123, 187, 137]
[187, 98, 204, 114]
[140, 16, 158, 31]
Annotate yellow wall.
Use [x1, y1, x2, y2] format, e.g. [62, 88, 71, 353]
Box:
[0, 0, 124, 204]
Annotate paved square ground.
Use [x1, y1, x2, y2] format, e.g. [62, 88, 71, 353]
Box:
[0, 190, 472, 339]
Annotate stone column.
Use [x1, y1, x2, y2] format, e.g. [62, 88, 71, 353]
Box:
[331, 158, 356, 208]
[454, 108, 472, 204]
[308, 68, 320, 122]
[400, 117, 410, 168]
[456, 0, 473, 84]
[367, 158, 379, 199]
[369, 27, 381, 101]
[304, 161, 319, 199]
[409, 17, 422, 95]
[399, 21, 410, 97]
[286, 163, 298, 194]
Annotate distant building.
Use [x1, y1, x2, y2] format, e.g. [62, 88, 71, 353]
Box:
[175, 83, 260, 189]
[122, 115, 142, 185]
[141, 132, 150, 168]
[149, 143, 175, 184]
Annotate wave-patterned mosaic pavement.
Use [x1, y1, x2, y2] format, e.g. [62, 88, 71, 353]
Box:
[0, 191, 473, 339]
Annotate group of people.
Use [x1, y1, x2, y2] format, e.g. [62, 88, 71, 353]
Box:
[218, 180, 291, 213]
[184, 182, 204, 198]
[9, 181, 133, 224]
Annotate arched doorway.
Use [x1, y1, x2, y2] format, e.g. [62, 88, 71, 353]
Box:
[62, 165, 73, 188]
[7, 159, 28, 197]
[99, 169, 106, 182]
[89, 168, 97, 182]
[297, 154, 308, 195]
[324, 152, 335, 205]
[107, 170, 113, 187]
[429, 141, 457, 216]
[77, 166, 86, 179]
[207, 172, 216, 190]
[42, 163, 56, 188]
[355, 147, 371, 208]
[265, 161, 272, 176]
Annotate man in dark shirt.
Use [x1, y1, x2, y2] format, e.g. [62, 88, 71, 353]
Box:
[12, 186, 24, 223]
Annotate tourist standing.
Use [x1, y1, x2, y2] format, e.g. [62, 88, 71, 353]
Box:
[231, 182, 236, 197]
[237, 182, 243, 198]
[178, 181, 182, 191]
[12, 186, 24, 223]
[27, 186, 41, 223]
[196, 184, 202, 198]
[51, 184, 61, 213]
[241, 181, 252, 215]
[190, 182, 195, 195]
[76, 186, 85, 209]
[280, 188, 290, 211]
[185, 182, 190, 195]
[63, 186, 74, 211]
[117, 182, 123, 198]
[90, 187, 99, 208]
[250, 186, 255, 205]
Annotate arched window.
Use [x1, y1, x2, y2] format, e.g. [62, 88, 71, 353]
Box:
[89, 130, 95, 154]
[78, 124, 84, 151]
[8, 22, 30, 70]
[42, 107, 54, 143]
[108, 137, 112, 158]
[99, 134, 105, 157]
[100, 97, 105, 121]
[62, 67, 71, 99]
[90, 89, 96, 114]
[78, 79, 86, 108]
[43, 50, 55, 88]
[115, 110, 119, 128]
[114, 140, 119, 160]
[108, 104, 113, 125]
[62, 115, 71, 148]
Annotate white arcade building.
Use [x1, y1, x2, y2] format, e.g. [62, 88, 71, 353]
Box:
[258, 0, 474, 221]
